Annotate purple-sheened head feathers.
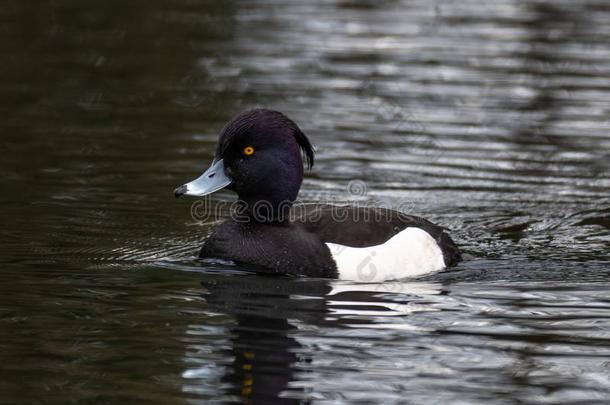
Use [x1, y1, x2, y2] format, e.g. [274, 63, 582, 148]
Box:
[216, 108, 314, 169]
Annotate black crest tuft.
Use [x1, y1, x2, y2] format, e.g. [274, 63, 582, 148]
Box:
[292, 122, 315, 169]
[218, 109, 315, 169]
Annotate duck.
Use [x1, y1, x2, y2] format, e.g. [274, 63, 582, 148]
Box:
[174, 109, 461, 282]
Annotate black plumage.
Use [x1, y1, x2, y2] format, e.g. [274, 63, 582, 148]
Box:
[176, 109, 461, 278]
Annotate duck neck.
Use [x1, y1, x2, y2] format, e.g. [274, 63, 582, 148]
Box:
[235, 196, 294, 223]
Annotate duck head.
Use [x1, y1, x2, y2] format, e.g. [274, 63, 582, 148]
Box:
[174, 109, 314, 222]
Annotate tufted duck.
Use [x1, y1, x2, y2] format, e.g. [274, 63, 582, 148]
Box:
[174, 109, 461, 281]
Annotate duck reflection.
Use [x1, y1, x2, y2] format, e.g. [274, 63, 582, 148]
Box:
[195, 274, 444, 403]
[227, 314, 300, 403]
[200, 275, 331, 404]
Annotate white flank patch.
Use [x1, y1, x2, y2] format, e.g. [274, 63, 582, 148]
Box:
[326, 227, 446, 282]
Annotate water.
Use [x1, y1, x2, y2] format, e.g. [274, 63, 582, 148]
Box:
[1, 0, 609, 403]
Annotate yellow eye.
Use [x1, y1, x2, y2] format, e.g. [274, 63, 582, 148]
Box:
[243, 146, 255, 156]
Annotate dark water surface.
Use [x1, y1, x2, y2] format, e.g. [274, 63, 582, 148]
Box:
[1, 0, 610, 403]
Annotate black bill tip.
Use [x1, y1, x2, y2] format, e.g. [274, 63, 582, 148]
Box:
[174, 185, 187, 198]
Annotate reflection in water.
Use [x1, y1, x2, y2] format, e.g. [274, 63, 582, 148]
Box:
[186, 277, 446, 403]
[225, 315, 300, 404]
[188, 277, 330, 403]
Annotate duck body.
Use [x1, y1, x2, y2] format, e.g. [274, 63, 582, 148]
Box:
[175, 109, 461, 281]
[199, 204, 459, 281]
